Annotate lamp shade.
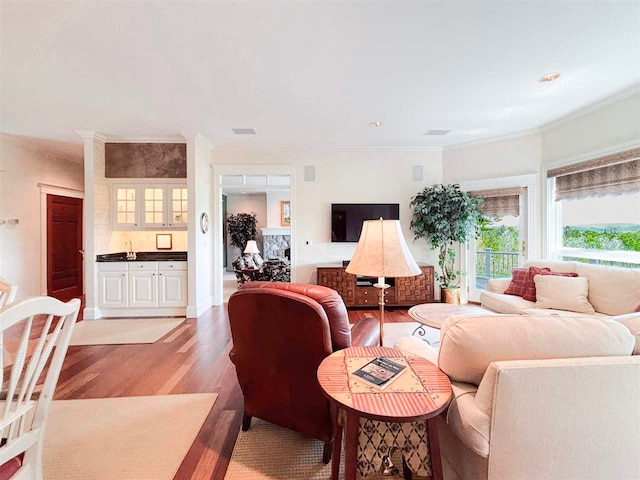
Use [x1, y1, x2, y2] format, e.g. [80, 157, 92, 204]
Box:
[346, 219, 421, 278]
[243, 240, 260, 254]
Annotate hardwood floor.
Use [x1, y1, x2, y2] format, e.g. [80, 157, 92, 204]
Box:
[50, 306, 413, 479]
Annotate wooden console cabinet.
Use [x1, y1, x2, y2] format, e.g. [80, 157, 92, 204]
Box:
[317, 263, 434, 307]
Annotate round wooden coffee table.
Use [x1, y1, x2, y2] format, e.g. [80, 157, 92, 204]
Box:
[317, 346, 452, 480]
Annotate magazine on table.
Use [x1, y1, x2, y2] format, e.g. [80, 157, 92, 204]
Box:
[351, 356, 407, 390]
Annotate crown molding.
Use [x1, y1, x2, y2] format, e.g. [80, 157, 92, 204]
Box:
[539, 83, 640, 133]
[442, 128, 541, 151]
[1, 133, 83, 163]
[211, 145, 443, 153]
[100, 134, 186, 143]
[74, 130, 108, 142]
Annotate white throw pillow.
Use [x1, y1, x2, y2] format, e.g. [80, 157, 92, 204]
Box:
[534, 276, 595, 314]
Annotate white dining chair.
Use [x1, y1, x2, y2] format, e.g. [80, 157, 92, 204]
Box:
[0, 296, 80, 480]
[0, 278, 17, 308]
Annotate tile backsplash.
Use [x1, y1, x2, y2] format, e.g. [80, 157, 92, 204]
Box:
[108, 231, 188, 253]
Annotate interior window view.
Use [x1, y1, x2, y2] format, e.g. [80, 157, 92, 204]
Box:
[1, 2, 639, 480]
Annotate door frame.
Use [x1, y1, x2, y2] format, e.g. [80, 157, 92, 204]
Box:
[458, 174, 539, 303]
[211, 165, 296, 305]
[38, 183, 85, 296]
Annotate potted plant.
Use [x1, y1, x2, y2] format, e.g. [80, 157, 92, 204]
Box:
[226, 212, 258, 253]
[410, 184, 484, 304]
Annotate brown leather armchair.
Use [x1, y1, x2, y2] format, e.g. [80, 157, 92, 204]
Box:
[228, 282, 380, 463]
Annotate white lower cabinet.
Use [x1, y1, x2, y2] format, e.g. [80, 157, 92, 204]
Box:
[97, 261, 187, 316]
[129, 271, 158, 308]
[158, 270, 188, 307]
[99, 271, 128, 308]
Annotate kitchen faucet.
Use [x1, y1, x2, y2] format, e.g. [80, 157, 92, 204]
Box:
[125, 240, 136, 260]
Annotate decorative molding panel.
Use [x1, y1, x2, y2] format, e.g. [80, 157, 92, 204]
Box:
[105, 143, 187, 178]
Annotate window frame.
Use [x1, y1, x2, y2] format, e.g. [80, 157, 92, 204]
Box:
[543, 141, 640, 266]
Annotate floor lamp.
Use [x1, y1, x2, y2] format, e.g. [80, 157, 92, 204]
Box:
[346, 218, 421, 346]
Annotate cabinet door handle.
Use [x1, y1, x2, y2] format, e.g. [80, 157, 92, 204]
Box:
[122, 274, 125, 277]
[152, 273, 156, 276]
[134, 223, 138, 227]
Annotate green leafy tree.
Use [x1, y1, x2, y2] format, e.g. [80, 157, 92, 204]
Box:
[410, 184, 484, 289]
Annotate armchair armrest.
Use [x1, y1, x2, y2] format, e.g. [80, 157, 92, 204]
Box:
[350, 317, 380, 347]
[486, 278, 511, 294]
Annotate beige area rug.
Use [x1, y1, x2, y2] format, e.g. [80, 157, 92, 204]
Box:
[69, 317, 185, 345]
[44, 393, 217, 480]
[225, 419, 428, 480]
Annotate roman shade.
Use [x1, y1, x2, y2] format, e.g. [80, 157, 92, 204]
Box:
[470, 187, 524, 218]
[547, 147, 640, 201]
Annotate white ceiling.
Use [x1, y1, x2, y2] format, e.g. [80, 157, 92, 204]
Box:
[1, 1, 639, 160]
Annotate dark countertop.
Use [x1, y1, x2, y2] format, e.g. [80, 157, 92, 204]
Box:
[96, 251, 188, 262]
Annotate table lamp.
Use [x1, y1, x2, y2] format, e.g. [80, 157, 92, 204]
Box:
[243, 240, 260, 254]
[346, 218, 421, 346]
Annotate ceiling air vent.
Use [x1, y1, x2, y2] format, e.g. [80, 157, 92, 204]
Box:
[232, 128, 257, 135]
[424, 129, 451, 136]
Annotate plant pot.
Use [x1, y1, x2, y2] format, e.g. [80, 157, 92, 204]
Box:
[441, 287, 461, 305]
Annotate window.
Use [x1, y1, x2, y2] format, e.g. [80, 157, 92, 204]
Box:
[548, 147, 640, 268]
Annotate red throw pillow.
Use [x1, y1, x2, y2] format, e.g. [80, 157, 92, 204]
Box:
[504, 267, 549, 298]
[635, 304, 640, 313]
[522, 267, 579, 302]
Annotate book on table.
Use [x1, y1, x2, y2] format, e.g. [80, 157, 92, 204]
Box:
[351, 356, 407, 390]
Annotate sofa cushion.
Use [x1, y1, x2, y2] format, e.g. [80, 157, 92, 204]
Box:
[523, 268, 579, 302]
[480, 291, 534, 314]
[575, 263, 640, 316]
[534, 276, 595, 314]
[522, 307, 608, 318]
[615, 313, 640, 355]
[438, 314, 635, 385]
[504, 268, 547, 298]
[443, 381, 490, 458]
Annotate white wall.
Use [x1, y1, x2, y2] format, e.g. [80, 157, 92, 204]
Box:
[225, 193, 267, 268]
[212, 151, 443, 286]
[541, 92, 640, 165]
[266, 190, 290, 227]
[186, 136, 214, 317]
[443, 133, 541, 183]
[0, 135, 84, 300]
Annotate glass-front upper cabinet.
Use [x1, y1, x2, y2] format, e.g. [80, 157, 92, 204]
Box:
[169, 187, 188, 227]
[112, 183, 187, 230]
[142, 186, 166, 228]
[114, 185, 139, 228]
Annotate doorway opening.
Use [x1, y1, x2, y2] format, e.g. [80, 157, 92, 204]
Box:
[213, 169, 295, 305]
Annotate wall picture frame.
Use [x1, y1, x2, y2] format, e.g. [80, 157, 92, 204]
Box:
[156, 233, 173, 250]
[281, 201, 291, 226]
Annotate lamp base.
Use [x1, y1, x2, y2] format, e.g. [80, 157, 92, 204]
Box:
[374, 281, 390, 346]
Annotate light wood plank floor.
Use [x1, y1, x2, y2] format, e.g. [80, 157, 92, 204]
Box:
[50, 305, 413, 479]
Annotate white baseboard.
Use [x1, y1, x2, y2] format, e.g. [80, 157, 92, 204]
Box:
[98, 307, 186, 318]
[186, 305, 198, 318]
[83, 306, 102, 320]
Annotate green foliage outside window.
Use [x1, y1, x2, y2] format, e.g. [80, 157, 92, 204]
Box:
[563, 226, 640, 252]
[477, 225, 519, 253]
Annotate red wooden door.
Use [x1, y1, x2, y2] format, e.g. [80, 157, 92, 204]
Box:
[47, 195, 83, 301]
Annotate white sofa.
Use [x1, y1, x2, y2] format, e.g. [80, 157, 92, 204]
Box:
[396, 314, 640, 480]
[481, 260, 640, 318]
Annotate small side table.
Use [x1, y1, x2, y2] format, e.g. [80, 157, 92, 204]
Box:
[317, 346, 452, 480]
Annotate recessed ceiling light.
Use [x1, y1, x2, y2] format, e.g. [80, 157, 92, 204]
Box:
[424, 129, 451, 136]
[538, 72, 560, 83]
[369, 121, 382, 127]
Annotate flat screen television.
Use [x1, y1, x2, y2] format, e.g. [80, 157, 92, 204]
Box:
[331, 203, 400, 242]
